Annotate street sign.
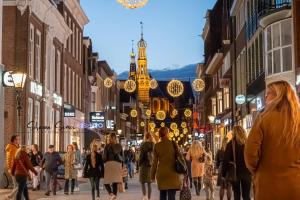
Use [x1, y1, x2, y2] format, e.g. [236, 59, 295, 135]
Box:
[64, 104, 75, 117]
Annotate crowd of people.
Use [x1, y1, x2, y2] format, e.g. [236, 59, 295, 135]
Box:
[3, 80, 300, 200]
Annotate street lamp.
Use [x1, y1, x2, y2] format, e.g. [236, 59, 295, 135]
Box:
[11, 71, 27, 136]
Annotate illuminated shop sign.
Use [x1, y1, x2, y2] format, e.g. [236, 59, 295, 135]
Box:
[235, 95, 246, 105]
[90, 112, 105, 129]
[53, 93, 62, 106]
[2, 71, 14, 87]
[106, 120, 115, 130]
[64, 104, 75, 117]
[30, 81, 43, 97]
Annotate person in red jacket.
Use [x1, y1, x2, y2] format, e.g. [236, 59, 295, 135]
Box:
[11, 146, 37, 200]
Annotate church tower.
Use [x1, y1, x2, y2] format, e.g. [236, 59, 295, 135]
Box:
[137, 22, 150, 104]
[128, 40, 137, 81]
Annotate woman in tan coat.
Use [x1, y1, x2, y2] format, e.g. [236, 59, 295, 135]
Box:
[63, 145, 76, 195]
[151, 127, 182, 200]
[185, 140, 205, 196]
[245, 80, 300, 200]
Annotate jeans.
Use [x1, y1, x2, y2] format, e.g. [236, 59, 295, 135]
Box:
[45, 171, 58, 194]
[193, 176, 203, 195]
[15, 175, 29, 200]
[232, 178, 252, 200]
[30, 166, 41, 189]
[160, 189, 176, 200]
[90, 177, 100, 200]
[105, 183, 118, 196]
[64, 179, 75, 193]
[126, 162, 133, 178]
[7, 171, 18, 198]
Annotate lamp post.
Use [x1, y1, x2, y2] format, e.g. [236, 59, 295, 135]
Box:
[11, 71, 27, 140]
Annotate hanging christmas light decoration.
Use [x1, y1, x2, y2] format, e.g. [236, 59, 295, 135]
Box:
[181, 122, 187, 128]
[169, 132, 174, 138]
[140, 121, 145, 127]
[170, 123, 177, 130]
[172, 109, 178, 117]
[156, 111, 166, 121]
[184, 109, 192, 118]
[167, 79, 184, 97]
[183, 128, 188, 134]
[149, 122, 156, 129]
[124, 79, 136, 93]
[149, 79, 158, 89]
[180, 134, 184, 138]
[130, 109, 138, 118]
[117, 0, 148, 9]
[104, 77, 113, 88]
[192, 78, 205, 92]
[160, 122, 165, 127]
[174, 129, 180, 137]
[145, 109, 151, 117]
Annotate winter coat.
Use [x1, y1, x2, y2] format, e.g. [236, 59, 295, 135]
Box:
[222, 138, 251, 180]
[151, 138, 182, 190]
[139, 141, 154, 183]
[63, 152, 77, 179]
[83, 152, 104, 178]
[245, 111, 300, 200]
[11, 151, 37, 177]
[29, 151, 43, 167]
[103, 143, 123, 184]
[42, 152, 62, 173]
[185, 150, 205, 178]
[5, 143, 18, 171]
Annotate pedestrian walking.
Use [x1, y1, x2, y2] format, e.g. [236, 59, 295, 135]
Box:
[203, 154, 215, 200]
[216, 138, 232, 200]
[5, 135, 20, 200]
[63, 144, 77, 195]
[28, 144, 43, 191]
[42, 144, 62, 196]
[139, 132, 155, 200]
[124, 146, 135, 178]
[183, 145, 193, 189]
[222, 126, 251, 200]
[73, 142, 82, 192]
[11, 145, 38, 200]
[83, 143, 104, 200]
[245, 80, 300, 200]
[185, 140, 206, 196]
[81, 147, 87, 165]
[103, 133, 124, 200]
[151, 127, 182, 200]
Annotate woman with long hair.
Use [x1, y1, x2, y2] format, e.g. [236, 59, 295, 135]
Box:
[245, 80, 300, 199]
[151, 127, 182, 200]
[185, 140, 206, 196]
[63, 144, 76, 195]
[28, 144, 43, 191]
[72, 142, 81, 192]
[222, 126, 251, 200]
[83, 143, 104, 200]
[139, 132, 155, 200]
[216, 138, 232, 200]
[103, 133, 123, 200]
[11, 146, 37, 200]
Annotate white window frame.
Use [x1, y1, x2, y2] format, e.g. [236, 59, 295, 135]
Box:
[64, 64, 67, 99]
[29, 24, 34, 78]
[72, 71, 75, 105]
[34, 101, 40, 145]
[211, 97, 217, 116]
[72, 23, 75, 57]
[224, 88, 230, 109]
[55, 111, 60, 151]
[50, 45, 55, 92]
[79, 77, 82, 109]
[68, 67, 71, 103]
[79, 32, 82, 64]
[68, 17, 71, 52]
[56, 50, 61, 93]
[217, 91, 223, 114]
[35, 30, 41, 82]
[27, 98, 33, 145]
[75, 74, 78, 107]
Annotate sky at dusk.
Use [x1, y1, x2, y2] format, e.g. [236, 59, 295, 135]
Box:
[81, 0, 216, 74]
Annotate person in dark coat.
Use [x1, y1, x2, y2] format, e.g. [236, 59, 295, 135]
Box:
[183, 145, 193, 189]
[222, 126, 252, 200]
[139, 133, 155, 200]
[216, 138, 232, 200]
[83, 143, 104, 200]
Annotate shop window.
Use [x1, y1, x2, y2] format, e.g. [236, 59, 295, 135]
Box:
[55, 111, 60, 151]
[265, 18, 293, 76]
[50, 108, 55, 145]
[34, 101, 40, 145]
[29, 24, 34, 78]
[224, 88, 230, 109]
[27, 98, 33, 145]
[211, 97, 217, 116]
[35, 30, 41, 82]
[217, 91, 223, 114]
[56, 50, 61, 93]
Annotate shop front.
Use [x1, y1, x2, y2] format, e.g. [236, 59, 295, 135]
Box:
[64, 109, 84, 150]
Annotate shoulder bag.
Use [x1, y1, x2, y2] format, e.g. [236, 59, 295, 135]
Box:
[172, 141, 187, 174]
[226, 140, 237, 182]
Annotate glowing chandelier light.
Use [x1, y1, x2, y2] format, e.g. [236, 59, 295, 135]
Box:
[149, 79, 158, 89]
[192, 78, 205, 92]
[167, 79, 184, 97]
[104, 77, 113, 88]
[124, 79, 136, 93]
[117, 0, 148, 9]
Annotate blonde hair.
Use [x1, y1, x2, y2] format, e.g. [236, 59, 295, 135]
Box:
[144, 132, 154, 142]
[189, 140, 204, 157]
[15, 146, 26, 159]
[263, 81, 300, 146]
[233, 125, 247, 145]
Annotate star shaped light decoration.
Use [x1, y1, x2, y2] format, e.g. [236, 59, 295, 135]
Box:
[117, 0, 148, 9]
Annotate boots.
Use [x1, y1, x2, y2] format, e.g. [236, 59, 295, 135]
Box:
[194, 181, 200, 196]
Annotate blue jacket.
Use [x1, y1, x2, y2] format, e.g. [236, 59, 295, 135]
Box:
[42, 152, 62, 172]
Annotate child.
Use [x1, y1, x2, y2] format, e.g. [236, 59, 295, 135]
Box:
[204, 154, 215, 200]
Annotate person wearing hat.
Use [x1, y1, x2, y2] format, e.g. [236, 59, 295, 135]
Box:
[41, 145, 62, 196]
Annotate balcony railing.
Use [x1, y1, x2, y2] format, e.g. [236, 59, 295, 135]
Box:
[258, 0, 291, 18]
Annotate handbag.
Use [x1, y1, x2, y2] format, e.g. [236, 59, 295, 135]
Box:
[74, 163, 82, 170]
[172, 141, 187, 174]
[180, 174, 192, 200]
[226, 140, 237, 182]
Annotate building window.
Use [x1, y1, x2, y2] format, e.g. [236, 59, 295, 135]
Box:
[34, 101, 40, 145]
[50, 45, 55, 91]
[64, 64, 67, 99]
[76, 75, 78, 108]
[72, 72, 75, 105]
[68, 17, 71, 52]
[217, 91, 223, 114]
[35, 30, 41, 82]
[56, 50, 61, 93]
[29, 24, 34, 78]
[91, 92, 96, 111]
[211, 97, 217, 116]
[50, 108, 55, 145]
[68, 67, 71, 103]
[265, 18, 292, 75]
[224, 88, 230, 109]
[55, 111, 60, 151]
[72, 23, 75, 57]
[236, 1, 245, 36]
[79, 32, 82, 64]
[27, 98, 33, 145]
[79, 77, 82, 109]
[76, 27, 78, 61]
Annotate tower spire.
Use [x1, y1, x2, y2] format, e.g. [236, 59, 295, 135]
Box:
[131, 40, 134, 54]
[140, 21, 144, 39]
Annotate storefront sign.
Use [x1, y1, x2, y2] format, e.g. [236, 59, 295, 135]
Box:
[256, 97, 263, 111]
[235, 95, 246, 105]
[224, 118, 232, 126]
[90, 112, 105, 129]
[214, 118, 221, 124]
[2, 71, 14, 87]
[64, 104, 75, 117]
[106, 120, 115, 130]
[53, 93, 62, 106]
[30, 81, 43, 97]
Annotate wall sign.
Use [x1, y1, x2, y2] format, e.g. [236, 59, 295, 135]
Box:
[90, 112, 105, 129]
[30, 81, 43, 97]
[235, 95, 246, 105]
[64, 104, 75, 117]
[53, 93, 62, 106]
[106, 120, 115, 130]
[2, 71, 14, 87]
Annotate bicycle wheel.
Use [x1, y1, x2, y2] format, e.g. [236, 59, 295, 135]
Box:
[3, 172, 9, 189]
